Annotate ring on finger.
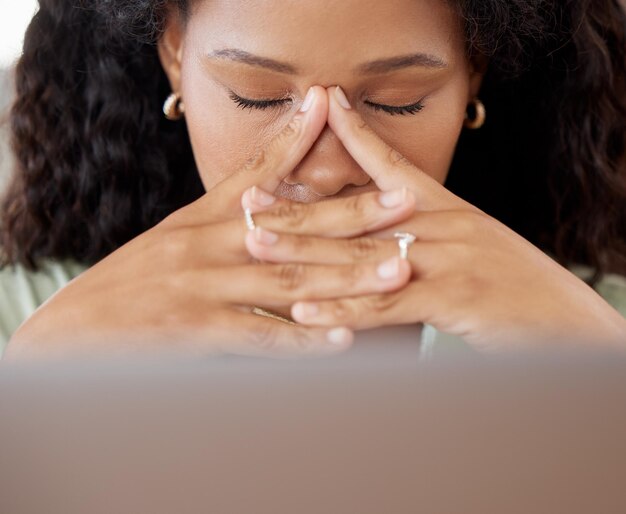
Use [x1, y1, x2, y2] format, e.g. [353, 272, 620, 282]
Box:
[252, 306, 296, 325]
[394, 232, 417, 260]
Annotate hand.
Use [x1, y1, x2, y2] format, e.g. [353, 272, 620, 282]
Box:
[244, 86, 626, 350]
[5, 87, 416, 360]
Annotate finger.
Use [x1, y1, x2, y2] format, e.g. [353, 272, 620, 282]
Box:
[242, 187, 416, 237]
[177, 221, 253, 265]
[290, 280, 439, 330]
[200, 309, 354, 359]
[193, 259, 411, 307]
[369, 209, 494, 242]
[326, 85, 472, 211]
[180, 208, 483, 269]
[246, 229, 390, 265]
[241, 185, 292, 214]
[245, 229, 452, 277]
[207, 86, 329, 214]
[170, 184, 414, 268]
[187, 186, 415, 267]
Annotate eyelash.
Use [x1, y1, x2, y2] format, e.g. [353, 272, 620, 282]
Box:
[228, 91, 425, 116]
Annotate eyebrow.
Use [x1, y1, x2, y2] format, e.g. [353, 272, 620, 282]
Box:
[207, 48, 447, 75]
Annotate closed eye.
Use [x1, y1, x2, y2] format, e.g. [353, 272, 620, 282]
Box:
[228, 91, 425, 116]
[228, 91, 291, 111]
[363, 99, 424, 115]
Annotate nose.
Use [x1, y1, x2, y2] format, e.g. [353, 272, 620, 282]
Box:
[284, 125, 371, 197]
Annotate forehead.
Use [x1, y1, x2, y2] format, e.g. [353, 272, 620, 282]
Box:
[186, 0, 466, 78]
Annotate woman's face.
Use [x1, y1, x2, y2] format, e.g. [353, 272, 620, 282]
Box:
[159, 0, 484, 202]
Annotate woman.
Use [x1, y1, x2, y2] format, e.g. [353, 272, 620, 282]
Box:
[1, 0, 625, 358]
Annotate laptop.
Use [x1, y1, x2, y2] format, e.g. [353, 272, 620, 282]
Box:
[1, 342, 625, 514]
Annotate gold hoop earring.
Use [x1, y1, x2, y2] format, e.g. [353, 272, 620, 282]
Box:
[464, 98, 486, 130]
[163, 92, 185, 121]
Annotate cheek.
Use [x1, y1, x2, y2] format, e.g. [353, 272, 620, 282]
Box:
[373, 77, 468, 185]
[180, 64, 278, 190]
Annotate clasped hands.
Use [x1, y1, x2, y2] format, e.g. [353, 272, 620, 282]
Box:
[237, 86, 626, 351]
[7, 87, 625, 360]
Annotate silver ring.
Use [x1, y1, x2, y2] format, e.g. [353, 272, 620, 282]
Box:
[244, 207, 256, 231]
[394, 232, 417, 260]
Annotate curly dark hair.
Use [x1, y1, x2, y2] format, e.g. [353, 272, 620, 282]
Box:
[1, 0, 625, 287]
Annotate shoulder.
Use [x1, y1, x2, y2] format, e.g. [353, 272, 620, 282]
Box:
[0, 259, 89, 355]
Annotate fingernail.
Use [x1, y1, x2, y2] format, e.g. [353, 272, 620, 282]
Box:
[254, 227, 279, 246]
[334, 86, 351, 109]
[379, 188, 408, 208]
[377, 257, 401, 280]
[251, 186, 276, 207]
[300, 87, 315, 112]
[293, 302, 319, 319]
[327, 327, 354, 346]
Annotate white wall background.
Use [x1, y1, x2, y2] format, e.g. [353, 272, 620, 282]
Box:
[0, 0, 39, 68]
[0, 0, 36, 185]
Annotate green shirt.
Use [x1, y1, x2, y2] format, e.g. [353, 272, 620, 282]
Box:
[1, 259, 625, 357]
[0, 260, 89, 355]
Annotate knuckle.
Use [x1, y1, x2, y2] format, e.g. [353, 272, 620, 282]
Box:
[356, 119, 376, 136]
[271, 202, 307, 230]
[452, 211, 489, 238]
[446, 272, 486, 306]
[281, 116, 303, 140]
[347, 237, 378, 261]
[330, 300, 357, 323]
[249, 321, 280, 351]
[153, 296, 211, 333]
[161, 229, 193, 267]
[455, 241, 480, 264]
[267, 117, 303, 155]
[243, 146, 268, 173]
[244, 118, 303, 175]
[344, 263, 365, 289]
[292, 328, 317, 352]
[364, 292, 401, 314]
[290, 234, 313, 253]
[163, 273, 186, 294]
[275, 263, 307, 292]
[463, 273, 486, 295]
[162, 269, 197, 299]
[436, 241, 472, 264]
[386, 146, 413, 168]
[343, 194, 366, 218]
